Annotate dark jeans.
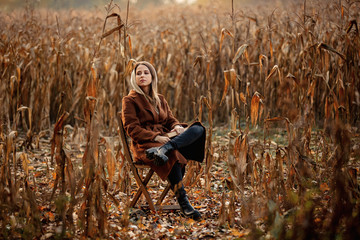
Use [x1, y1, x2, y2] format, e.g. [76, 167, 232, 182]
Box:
[168, 162, 185, 187]
[170, 124, 204, 158]
[167, 125, 205, 186]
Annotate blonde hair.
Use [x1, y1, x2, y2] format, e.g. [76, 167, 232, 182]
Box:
[130, 61, 161, 108]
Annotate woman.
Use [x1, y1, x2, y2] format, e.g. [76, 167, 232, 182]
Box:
[122, 61, 206, 220]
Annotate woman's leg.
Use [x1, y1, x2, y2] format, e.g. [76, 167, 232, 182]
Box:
[167, 162, 201, 220]
[145, 125, 205, 166]
[170, 125, 205, 150]
[167, 162, 183, 187]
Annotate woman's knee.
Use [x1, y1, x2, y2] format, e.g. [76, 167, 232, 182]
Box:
[190, 125, 205, 136]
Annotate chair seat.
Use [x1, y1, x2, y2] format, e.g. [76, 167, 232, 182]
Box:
[134, 161, 150, 169]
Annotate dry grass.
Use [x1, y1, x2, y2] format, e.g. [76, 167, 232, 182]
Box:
[0, 0, 359, 239]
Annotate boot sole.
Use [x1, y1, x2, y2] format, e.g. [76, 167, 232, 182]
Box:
[145, 147, 169, 166]
[154, 154, 168, 166]
[180, 211, 202, 221]
[145, 148, 157, 160]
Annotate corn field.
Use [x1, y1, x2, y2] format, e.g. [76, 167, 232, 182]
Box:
[0, 0, 359, 239]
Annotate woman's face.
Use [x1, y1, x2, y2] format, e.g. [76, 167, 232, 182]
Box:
[135, 64, 152, 93]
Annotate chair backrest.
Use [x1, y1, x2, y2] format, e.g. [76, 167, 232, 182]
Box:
[117, 111, 149, 169]
[117, 111, 135, 164]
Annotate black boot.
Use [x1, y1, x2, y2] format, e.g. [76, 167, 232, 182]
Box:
[175, 185, 202, 221]
[145, 142, 174, 166]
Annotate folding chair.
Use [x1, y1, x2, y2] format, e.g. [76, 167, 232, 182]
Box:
[118, 112, 180, 211]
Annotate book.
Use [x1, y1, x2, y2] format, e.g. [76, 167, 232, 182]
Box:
[165, 127, 188, 138]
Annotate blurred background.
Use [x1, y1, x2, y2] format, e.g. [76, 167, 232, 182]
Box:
[0, 0, 294, 11]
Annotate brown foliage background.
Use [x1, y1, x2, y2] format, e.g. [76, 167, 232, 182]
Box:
[0, 0, 359, 239]
[1, 1, 359, 129]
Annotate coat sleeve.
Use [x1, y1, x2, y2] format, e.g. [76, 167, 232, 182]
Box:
[122, 96, 161, 143]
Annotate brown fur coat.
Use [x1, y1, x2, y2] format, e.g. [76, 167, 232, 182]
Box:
[122, 90, 205, 180]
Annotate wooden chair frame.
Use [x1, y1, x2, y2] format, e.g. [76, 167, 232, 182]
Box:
[118, 112, 180, 211]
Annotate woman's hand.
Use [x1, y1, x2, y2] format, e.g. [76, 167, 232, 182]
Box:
[173, 125, 185, 134]
[154, 135, 170, 144]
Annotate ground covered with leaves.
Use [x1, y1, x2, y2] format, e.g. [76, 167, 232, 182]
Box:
[3, 126, 243, 239]
[2, 122, 359, 239]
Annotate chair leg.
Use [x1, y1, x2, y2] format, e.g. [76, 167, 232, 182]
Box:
[156, 183, 172, 205]
[130, 169, 156, 211]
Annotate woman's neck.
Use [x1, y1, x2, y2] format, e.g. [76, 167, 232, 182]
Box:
[142, 86, 150, 95]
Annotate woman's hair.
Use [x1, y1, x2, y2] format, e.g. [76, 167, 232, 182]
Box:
[130, 61, 161, 108]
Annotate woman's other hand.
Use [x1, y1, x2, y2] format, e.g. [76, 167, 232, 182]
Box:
[154, 135, 170, 144]
[173, 125, 185, 134]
